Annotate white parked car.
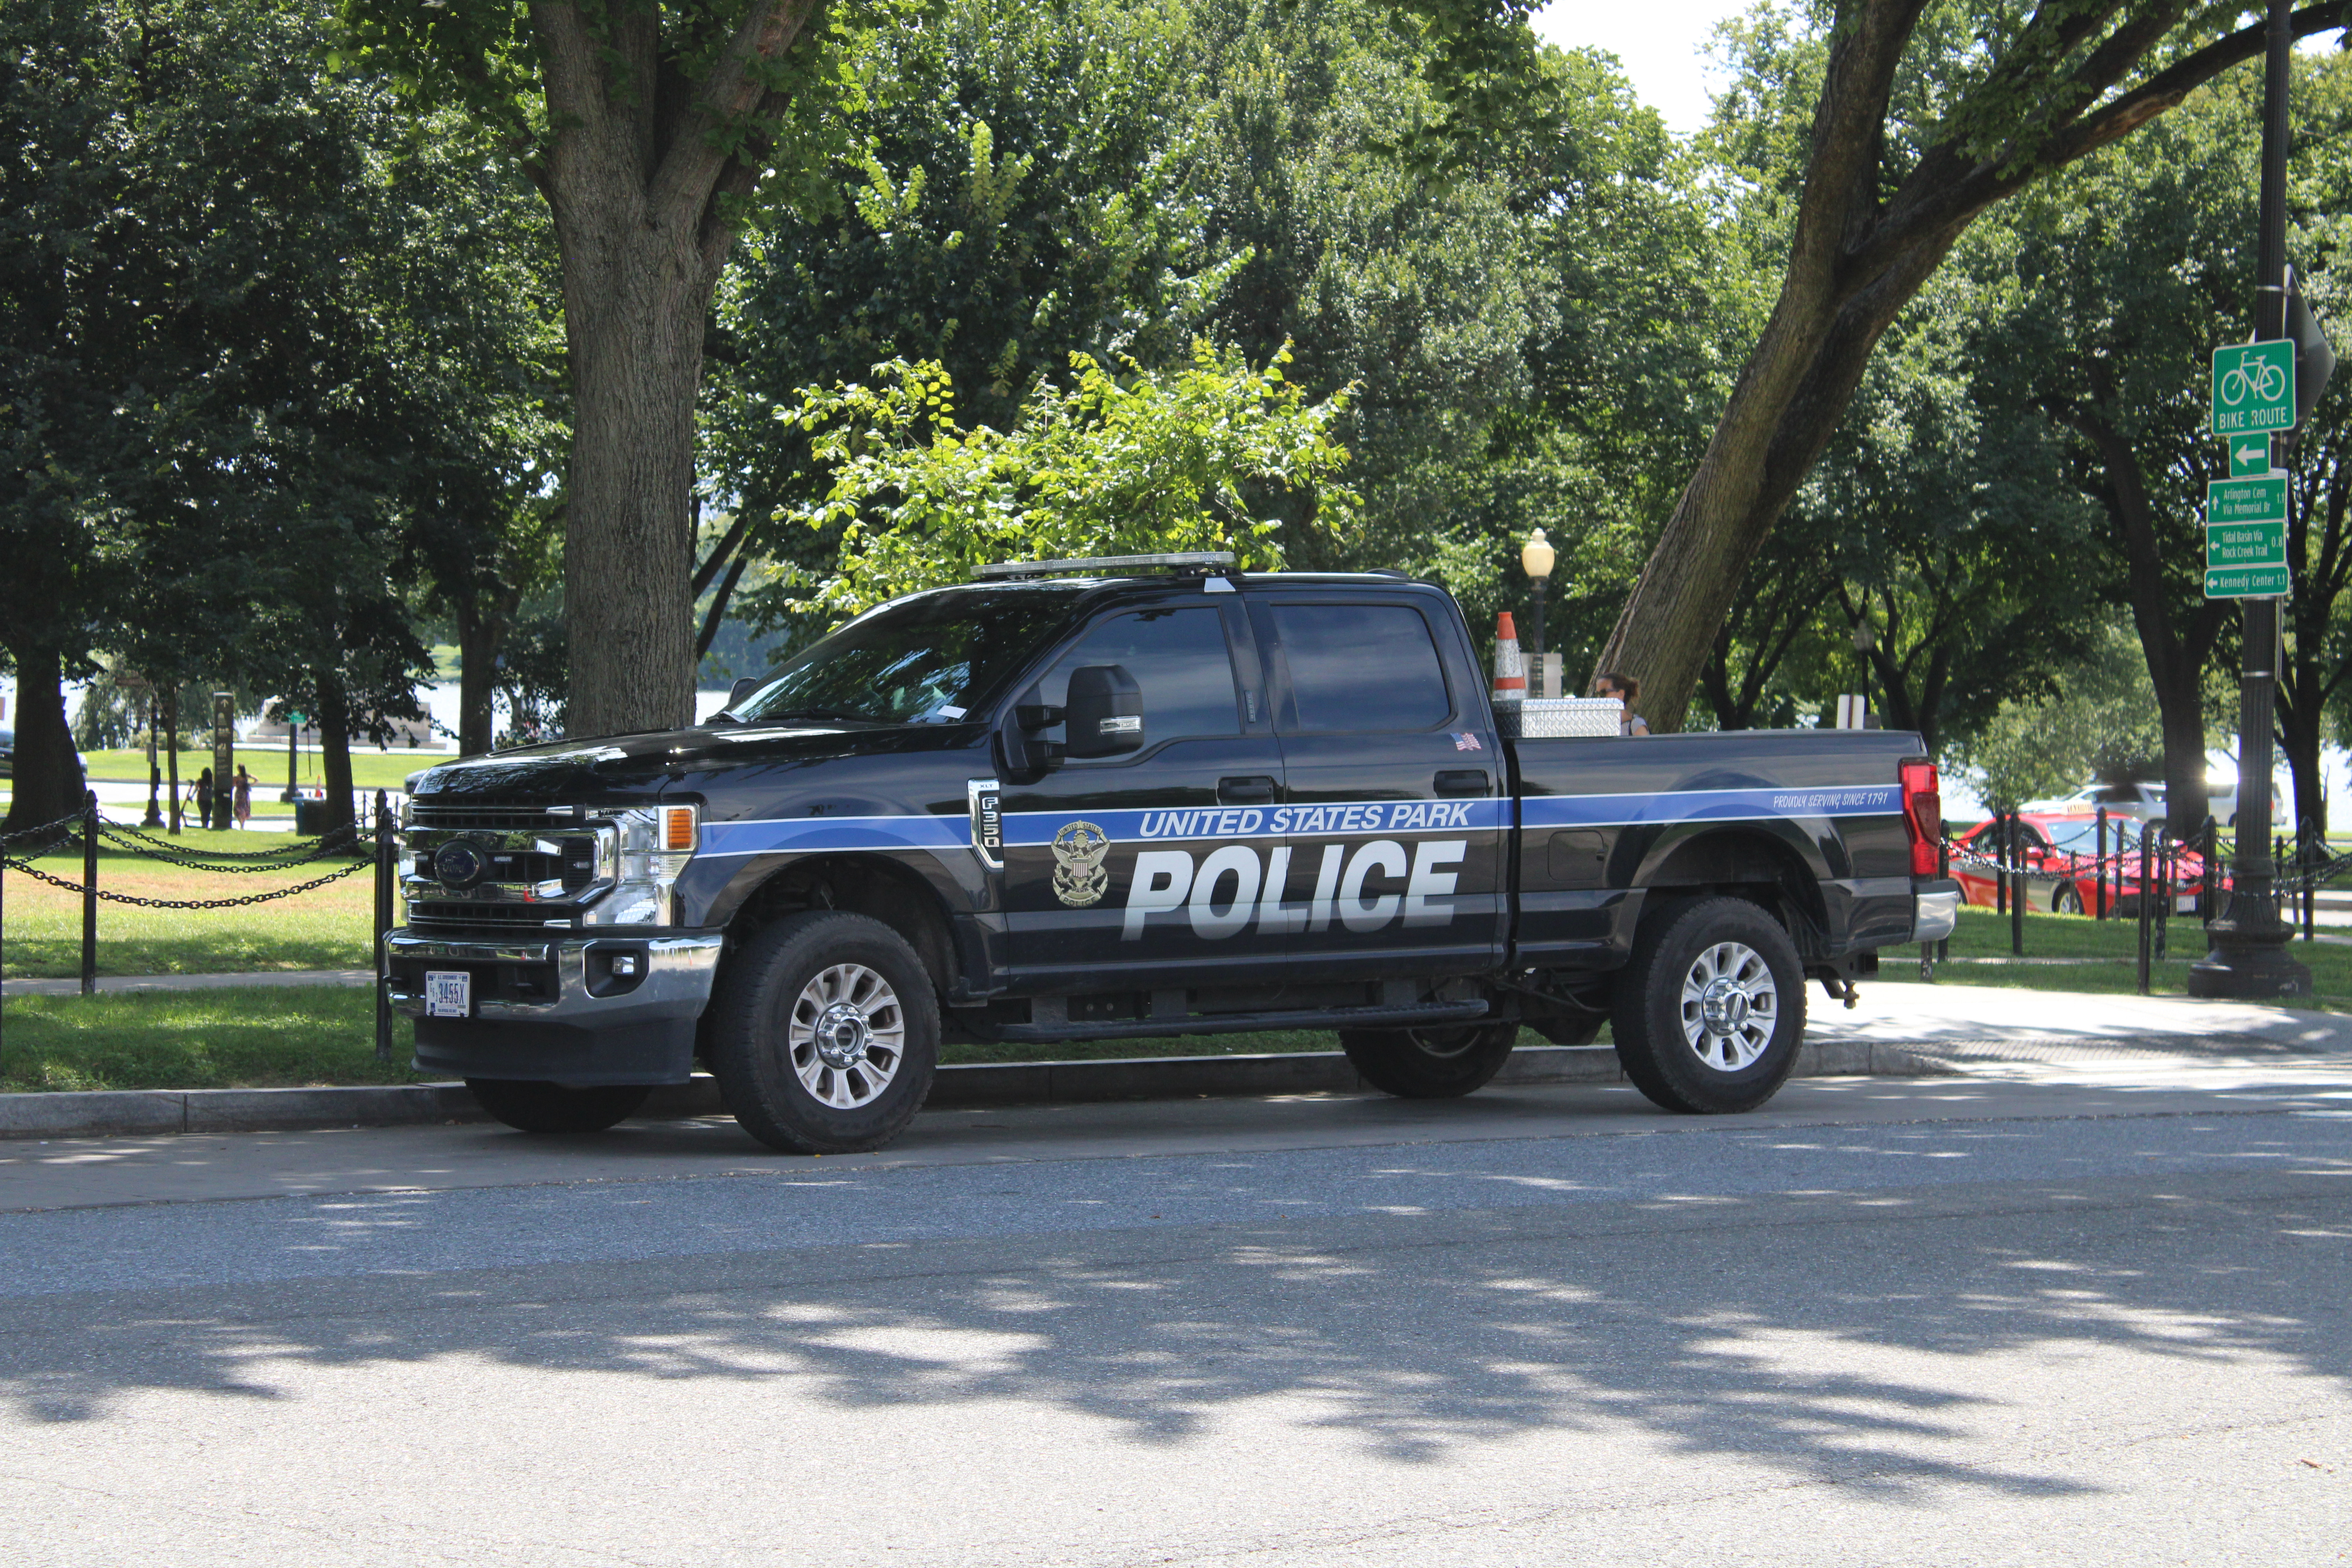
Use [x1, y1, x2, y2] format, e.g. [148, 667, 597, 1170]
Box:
[2021, 777, 2279, 831]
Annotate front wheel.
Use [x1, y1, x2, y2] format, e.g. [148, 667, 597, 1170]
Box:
[1338, 1021, 1519, 1098]
[707, 911, 939, 1154]
[465, 1079, 650, 1134]
[1611, 897, 1806, 1114]
[2053, 883, 2084, 915]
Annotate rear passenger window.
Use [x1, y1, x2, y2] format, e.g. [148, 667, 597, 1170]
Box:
[1273, 603, 1452, 732]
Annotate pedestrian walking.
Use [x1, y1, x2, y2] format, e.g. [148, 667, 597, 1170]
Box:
[1593, 673, 1650, 736]
[233, 765, 252, 829]
[192, 766, 214, 828]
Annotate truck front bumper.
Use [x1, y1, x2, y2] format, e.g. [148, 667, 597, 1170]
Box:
[386, 930, 725, 1085]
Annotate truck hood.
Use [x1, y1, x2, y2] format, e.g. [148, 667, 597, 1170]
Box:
[405, 721, 985, 802]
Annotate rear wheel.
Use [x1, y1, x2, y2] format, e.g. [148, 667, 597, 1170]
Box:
[1612, 897, 1805, 1114]
[708, 911, 939, 1154]
[1338, 1021, 1519, 1098]
[465, 1079, 650, 1134]
[2053, 883, 2084, 915]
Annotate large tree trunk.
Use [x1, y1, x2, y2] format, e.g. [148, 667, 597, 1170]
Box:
[1, 643, 81, 835]
[2279, 667, 2326, 842]
[1591, 4, 2329, 729]
[2062, 405, 2222, 836]
[528, 0, 821, 740]
[454, 596, 503, 758]
[314, 677, 356, 839]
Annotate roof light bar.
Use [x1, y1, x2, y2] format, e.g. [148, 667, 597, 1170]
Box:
[973, 551, 1237, 581]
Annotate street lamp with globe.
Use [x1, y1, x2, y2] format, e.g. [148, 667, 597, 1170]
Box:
[1851, 618, 1877, 724]
[1522, 529, 1557, 699]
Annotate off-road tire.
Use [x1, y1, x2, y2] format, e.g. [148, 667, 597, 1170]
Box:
[1612, 896, 1805, 1115]
[1338, 1021, 1519, 1098]
[465, 1079, 650, 1134]
[708, 911, 939, 1154]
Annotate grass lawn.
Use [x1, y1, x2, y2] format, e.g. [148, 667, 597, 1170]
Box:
[1925, 904, 2352, 1008]
[0, 986, 1348, 1093]
[1, 828, 377, 978]
[77, 746, 445, 791]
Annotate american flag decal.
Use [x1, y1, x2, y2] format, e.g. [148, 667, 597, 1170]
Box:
[1454, 732, 1481, 751]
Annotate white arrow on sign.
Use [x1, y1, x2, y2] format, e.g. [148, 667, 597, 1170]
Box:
[2235, 437, 2269, 468]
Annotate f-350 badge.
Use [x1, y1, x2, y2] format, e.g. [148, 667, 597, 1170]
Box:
[1051, 820, 1112, 907]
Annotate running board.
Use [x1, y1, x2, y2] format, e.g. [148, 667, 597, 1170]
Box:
[988, 998, 1491, 1044]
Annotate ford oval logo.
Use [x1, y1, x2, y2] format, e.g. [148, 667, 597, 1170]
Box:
[433, 841, 489, 891]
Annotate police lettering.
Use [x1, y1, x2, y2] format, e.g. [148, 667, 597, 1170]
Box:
[1120, 839, 1465, 940]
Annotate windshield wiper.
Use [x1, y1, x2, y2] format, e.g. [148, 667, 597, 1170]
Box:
[749, 707, 884, 724]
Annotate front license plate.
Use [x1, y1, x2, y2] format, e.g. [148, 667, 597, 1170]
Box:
[425, 970, 472, 1019]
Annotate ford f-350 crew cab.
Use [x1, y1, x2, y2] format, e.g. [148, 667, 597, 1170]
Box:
[388, 554, 1959, 1153]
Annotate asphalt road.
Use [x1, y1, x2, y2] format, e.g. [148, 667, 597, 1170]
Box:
[4, 1070, 2350, 1565]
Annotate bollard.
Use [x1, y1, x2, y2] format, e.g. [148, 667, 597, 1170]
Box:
[2094, 807, 2108, 920]
[81, 790, 98, 996]
[374, 789, 395, 1065]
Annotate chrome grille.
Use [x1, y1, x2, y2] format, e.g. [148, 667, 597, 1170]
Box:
[410, 799, 586, 832]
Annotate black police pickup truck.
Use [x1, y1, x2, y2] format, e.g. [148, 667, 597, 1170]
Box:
[390, 554, 1958, 1153]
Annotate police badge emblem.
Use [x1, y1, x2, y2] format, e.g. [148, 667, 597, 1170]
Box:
[1050, 820, 1112, 907]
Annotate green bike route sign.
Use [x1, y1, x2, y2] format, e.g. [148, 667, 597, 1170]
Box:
[2205, 475, 2289, 599]
[2211, 340, 2296, 435]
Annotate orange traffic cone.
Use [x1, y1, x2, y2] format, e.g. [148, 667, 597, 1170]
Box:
[1492, 612, 1526, 703]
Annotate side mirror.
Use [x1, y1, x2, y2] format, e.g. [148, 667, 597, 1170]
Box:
[1065, 664, 1143, 759]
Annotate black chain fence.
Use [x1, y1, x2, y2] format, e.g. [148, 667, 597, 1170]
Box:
[0, 791, 403, 1068]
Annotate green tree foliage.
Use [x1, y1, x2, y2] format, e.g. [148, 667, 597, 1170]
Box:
[765, 343, 1355, 615]
[1961, 619, 2168, 814]
[1595, 0, 2352, 731]
[710, 0, 1724, 677]
[2, 0, 560, 829]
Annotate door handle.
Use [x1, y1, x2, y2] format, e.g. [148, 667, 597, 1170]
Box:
[1218, 775, 1278, 805]
[1434, 769, 1490, 797]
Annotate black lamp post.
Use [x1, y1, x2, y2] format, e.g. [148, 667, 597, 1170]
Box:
[141, 690, 163, 828]
[2192, 0, 2310, 999]
[1521, 529, 1556, 698]
[1851, 619, 1877, 724]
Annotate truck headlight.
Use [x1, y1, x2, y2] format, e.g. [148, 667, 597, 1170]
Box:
[584, 805, 695, 926]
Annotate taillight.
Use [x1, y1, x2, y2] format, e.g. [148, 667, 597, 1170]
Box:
[1899, 759, 1941, 877]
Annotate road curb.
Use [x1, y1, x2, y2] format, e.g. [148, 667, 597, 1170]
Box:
[0, 1038, 1956, 1140]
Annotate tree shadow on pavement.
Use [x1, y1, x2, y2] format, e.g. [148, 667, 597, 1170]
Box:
[4, 1160, 2348, 1503]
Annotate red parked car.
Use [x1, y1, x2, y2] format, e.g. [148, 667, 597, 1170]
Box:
[1952, 812, 2209, 916]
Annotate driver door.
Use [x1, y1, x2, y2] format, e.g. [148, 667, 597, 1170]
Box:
[999, 599, 1290, 992]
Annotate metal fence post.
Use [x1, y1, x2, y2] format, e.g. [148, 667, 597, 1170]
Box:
[2009, 813, 2025, 956]
[374, 789, 394, 1064]
[1, 834, 8, 1071]
[2137, 825, 2153, 995]
[2094, 807, 2108, 920]
[1936, 835, 1951, 964]
[1995, 812, 2009, 916]
[80, 790, 98, 997]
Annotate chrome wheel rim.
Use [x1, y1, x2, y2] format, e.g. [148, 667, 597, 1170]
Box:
[788, 963, 905, 1109]
[1679, 941, 1777, 1073]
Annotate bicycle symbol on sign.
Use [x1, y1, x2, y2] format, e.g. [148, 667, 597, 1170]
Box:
[2218, 346, 2289, 408]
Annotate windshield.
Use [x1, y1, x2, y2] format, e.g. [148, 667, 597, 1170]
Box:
[730, 588, 1078, 726]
